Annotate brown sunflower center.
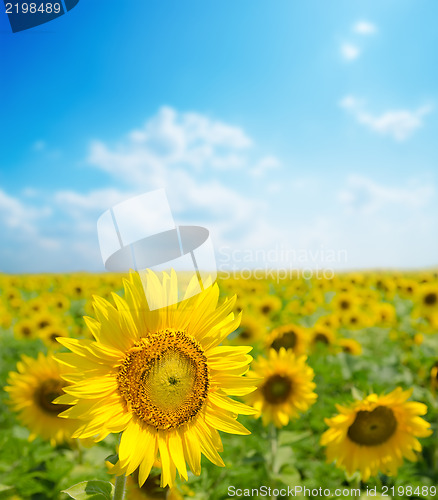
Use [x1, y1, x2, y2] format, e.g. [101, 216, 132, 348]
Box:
[35, 379, 70, 415]
[271, 331, 297, 351]
[239, 328, 252, 340]
[313, 333, 329, 344]
[117, 329, 209, 430]
[21, 326, 32, 337]
[340, 300, 350, 310]
[262, 374, 292, 405]
[424, 292, 437, 306]
[261, 305, 272, 314]
[347, 406, 397, 446]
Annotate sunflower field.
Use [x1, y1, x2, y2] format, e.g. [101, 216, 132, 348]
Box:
[1, 270, 437, 500]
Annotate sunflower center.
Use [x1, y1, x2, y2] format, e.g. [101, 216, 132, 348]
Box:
[340, 300, 350, 310]
[239, 328, 252, 340]
[117, 329, 209, 430]
[347, 406, 397, 446]
[21, 326, 31, 337]
[424, 292, 437, 306]
[262, 374, 292, 404]
[271, 331, 297, 351]
[314, 333, 329, 344]
[35, 379, 70, 415]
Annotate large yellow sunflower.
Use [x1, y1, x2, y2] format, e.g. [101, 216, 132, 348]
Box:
[246, 348, 317, 428]
[321, 388, 432, 481]
[55, 270, 257, 488]
[5, 352, 79, 446]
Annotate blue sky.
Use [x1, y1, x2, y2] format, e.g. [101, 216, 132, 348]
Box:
[1, 0, 437, 273]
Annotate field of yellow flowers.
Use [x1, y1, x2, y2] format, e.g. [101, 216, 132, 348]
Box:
[0, 270, 437, 499]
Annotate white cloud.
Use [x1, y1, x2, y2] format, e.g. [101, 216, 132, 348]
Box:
[338, 175, 435, 214]
[250, 156, 281, 177]
[353, 21, 377, 35]
[88, 106, 253, 186]
[0, 188, 50, 232]
[3, 106, 438, 272]
[339, 95, 433, 141]
[340, 43, 360, 61]
[35, 108, 277, 270]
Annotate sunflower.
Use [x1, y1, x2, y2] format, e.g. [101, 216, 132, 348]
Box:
[316, 314, 340, 330]
[321, 388, 432, 481]
[340, 308, 370, 330]
[333, 293, 360, 313]
[246, 348, 317, 428]
[337, 338, 362, 356]
[5, 352, 79, 446]
[13, 318, 36, 340]
[417, 284, 438, 312]
[33, 310, 57, 331]
[309, 325, 336, 349]
[374, 302, 397, 326]
[49, 293, 71, 312]
[430, 363, 438, 393]
[256, 295, 282, 317]
[55, 270, 257, 489]
[230, 315, 265, 346]
[265, 324, 307, 355]
[40, 324, 70, 350]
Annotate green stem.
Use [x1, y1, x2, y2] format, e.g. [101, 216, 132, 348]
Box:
[375, 475, 383, 495]
[354, 475, 361, 493]
[113, 474, 126, 500]
[269, 424, 278, 500]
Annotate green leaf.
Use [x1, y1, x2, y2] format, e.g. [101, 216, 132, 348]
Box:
[272, 465, 301, 486]
[351, 386, 364, 401]
[104, 454, 118, 466]
[62, 480, 114, 500]
[273, 446, 295, 472]
[278, 430, 311, 446]
[0, 484, 14, 493]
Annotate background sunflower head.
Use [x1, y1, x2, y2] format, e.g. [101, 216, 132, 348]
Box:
[321, 387, 433, 481]
[5, 352, 80, 446]
[246, 348, 317, 428]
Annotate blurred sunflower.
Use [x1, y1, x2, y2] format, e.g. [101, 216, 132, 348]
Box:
[333, 292, 360, 313]
[316, 314, 340, 330]
[430, 363, 438, 393]
[337, 338, 362, 356]
[341, 309, 370, 330]
[256, 295, 282, 317]
[309, 325, 336, 349]
[265, 324, 307, 355]
[5, 352, 79, 446]
[33, 310, 57, 331]
[374, 302, 397, 326]
[55, 270, 257, 488]
[40, 324, 70, 350]
[417, 284, 438, 312]
[13, 318, 36, 340]
[0, 305, 12, 329]
[49, 293, 71, 312]
[246, 348, 317, 427]
[230, 316, 264, 346]
[321, 388, 432, 481]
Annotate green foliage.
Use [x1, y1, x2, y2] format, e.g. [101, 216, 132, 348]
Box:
[1, 285, 437, 499]
[62, 481, 114, 500]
